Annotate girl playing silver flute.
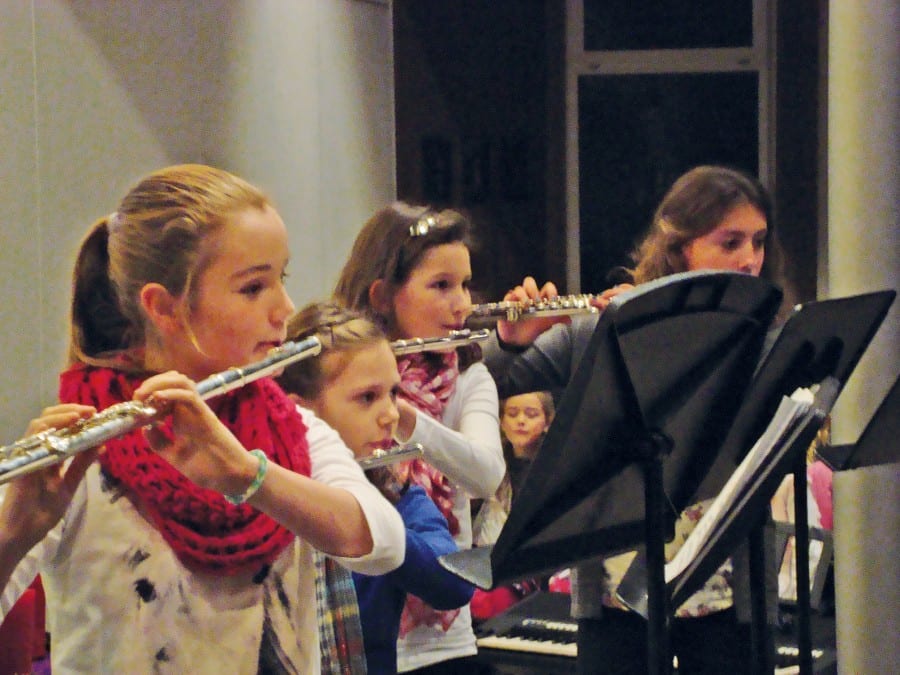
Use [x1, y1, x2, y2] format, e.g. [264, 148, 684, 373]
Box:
[276, 302, 475, 675]
[0, 164, 405, 674]
[482, 165, 785, 675]
[334, 203, 505, 674]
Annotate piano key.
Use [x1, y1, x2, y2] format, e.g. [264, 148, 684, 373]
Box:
[477, 634, 578, 658]
[773, 644, 825, 674]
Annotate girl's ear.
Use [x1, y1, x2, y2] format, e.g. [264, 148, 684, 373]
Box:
[139, 283, 182, 335]
[368, 279, 391, 315]
[289, 391, 311, 408]
[290, 391, 325, 419]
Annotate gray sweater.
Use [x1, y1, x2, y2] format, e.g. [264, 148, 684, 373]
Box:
[481, 314, 600, 400]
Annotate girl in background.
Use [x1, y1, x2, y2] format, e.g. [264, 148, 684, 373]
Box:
[0, 164, 404, 674]
[470, 392, 557, 623]
[483, 165, 783, 674]
[276, 302, 475, 674]
[334, 203, 505, 674]
[473, 391, 555, 547]
[498, 391, 554, 493]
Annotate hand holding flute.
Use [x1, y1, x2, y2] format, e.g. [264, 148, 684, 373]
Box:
[492, 276, 565, 347]
[492, 276, 634, 348]
[0, 404, 99, 564]
[134, 370, 267, 498]
[137, 370, 419, 492]
[0, 366, 273, 530]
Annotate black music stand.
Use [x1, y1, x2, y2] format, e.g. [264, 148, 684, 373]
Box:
[442, 270, 785, 674]
[821, 372, 900, 471]
[619, 289, 896, 674]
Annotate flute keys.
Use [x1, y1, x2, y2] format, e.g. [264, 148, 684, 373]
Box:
[468, 295, 600, 322]
[390, 329, 490, 355]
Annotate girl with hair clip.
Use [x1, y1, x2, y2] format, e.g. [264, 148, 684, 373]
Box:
[334, 203, 505, 674]
[482, 165, 786, 675]
[275, 302, 475, 675]
[0, 164, 405, 674]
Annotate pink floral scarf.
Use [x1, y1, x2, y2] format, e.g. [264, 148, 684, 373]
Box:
[394, 350, 463, 635]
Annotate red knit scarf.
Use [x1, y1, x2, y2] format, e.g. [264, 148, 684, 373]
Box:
[58, 364, 311, 576]
[394, 350, 463, 635]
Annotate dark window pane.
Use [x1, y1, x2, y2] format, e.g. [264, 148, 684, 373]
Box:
[584, 0, 754, 50]
[578, 73, 758, 292]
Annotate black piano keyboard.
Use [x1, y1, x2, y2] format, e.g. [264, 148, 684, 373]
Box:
[477, 616, 578, 658]
[475, 592, 577, 661]
[476, 592, 835, 673]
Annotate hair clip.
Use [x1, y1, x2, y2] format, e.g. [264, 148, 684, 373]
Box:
[107, 211, 123, 231]
[410, 214, 439, 237]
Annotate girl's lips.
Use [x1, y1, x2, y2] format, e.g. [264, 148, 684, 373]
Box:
[258, 341, 283, 352]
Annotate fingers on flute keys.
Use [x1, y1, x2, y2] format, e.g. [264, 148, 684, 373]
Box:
[498, 278, 568, 347]
[508, 276, 559, 304]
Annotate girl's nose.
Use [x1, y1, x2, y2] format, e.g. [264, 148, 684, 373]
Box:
[273, 285, 295, 323]
[746, 250, 765, 275]
[738, 243, 759, 274]
[381, 400, 400, 428]
[453, 287, 472, 317]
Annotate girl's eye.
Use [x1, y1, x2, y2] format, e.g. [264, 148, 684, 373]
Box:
[358, 390, 378, 405]
[433, 279, 450, 290]
[504, 407, 520, 418]
[524, 409, 542, 419]
[240, 280, 265, 296]
[390, 386, 401, 402]
[753, 235, 767, 250]
[280, 270, 290, 283]
[722, 238, 741, 252]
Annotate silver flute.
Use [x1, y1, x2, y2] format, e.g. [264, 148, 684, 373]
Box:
[357, 442, 424, 470]
[468, 294, 599, 322]
[390, 328, 491, 355]
[0, 337, 323, 485]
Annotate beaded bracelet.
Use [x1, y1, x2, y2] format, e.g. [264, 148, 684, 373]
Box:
[224, 449, 269, 505]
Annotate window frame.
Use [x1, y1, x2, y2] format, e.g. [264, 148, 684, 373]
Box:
[564, 0, 776, 291]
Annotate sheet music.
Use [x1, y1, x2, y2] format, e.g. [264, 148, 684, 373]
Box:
[664, 388, 815, 582]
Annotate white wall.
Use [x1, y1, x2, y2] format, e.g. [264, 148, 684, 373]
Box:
[0, 0, 395, 438]
[1, 1, 45, 446]
[827, 0, 899, 443]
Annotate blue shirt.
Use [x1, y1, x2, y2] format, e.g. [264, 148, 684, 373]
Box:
[353, 485, 475, 674]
